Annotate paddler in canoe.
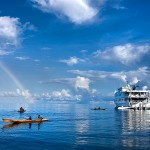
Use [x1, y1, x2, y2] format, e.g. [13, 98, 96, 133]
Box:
[18, 107, 25, 113]
[27, 116, 32, 120]
[37, 115, 43, 120]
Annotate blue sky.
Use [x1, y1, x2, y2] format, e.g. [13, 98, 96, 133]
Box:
[0, 0, 150, 102]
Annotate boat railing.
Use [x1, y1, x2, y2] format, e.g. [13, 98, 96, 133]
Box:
[129, 94, 148, 98]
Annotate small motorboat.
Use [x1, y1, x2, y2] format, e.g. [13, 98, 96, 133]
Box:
[2, 118, 49, 124]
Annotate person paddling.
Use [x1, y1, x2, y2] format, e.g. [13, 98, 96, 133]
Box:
[27, 116, 32, 120]
[19, 107, 25, 112]
[37, 115, 43, 120]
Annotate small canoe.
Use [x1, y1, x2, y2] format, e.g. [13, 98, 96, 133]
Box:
[3, 118, 49, 123]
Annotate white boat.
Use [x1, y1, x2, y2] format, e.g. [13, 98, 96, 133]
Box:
[114, 82, 150, 110]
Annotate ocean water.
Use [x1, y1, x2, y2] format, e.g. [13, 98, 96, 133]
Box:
[0, 98, 150, 150]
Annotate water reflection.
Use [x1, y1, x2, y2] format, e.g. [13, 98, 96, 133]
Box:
[119, 110, 150, 131]
[2, 123, 23, 129]
[116, 109, 150, 149]
[2, 122, 42, 129]
[74, 105, 90, 145]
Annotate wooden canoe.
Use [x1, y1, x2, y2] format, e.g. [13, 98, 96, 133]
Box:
[3, 118, 49, 123]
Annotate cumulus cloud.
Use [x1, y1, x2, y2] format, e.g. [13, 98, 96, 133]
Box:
[0, 88, 81, 101]
[0, 16, 22, 56]
[30, 0, 103, 24]
[51, 89, 70, 97]
[93, 43, 150, 65]
[60, 56, 84, 66]
[0, 89, 34, 102]
[0, 16, 22, 47]
[0, 16, 35, 56]
[75, 76, 91, 91]
[36, 89, 82, 101]
[50, 89, 81, 100]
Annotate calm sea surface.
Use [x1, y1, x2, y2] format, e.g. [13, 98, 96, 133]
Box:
[0, 98, 150, 150]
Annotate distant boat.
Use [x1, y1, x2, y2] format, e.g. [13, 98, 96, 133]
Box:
[18, 107, 25, 113]
[91, 107, 106, 110]
[114, 82, 150, 110]
[3, 118, 49, 124]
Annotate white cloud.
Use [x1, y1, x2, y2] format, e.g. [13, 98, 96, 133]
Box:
[130, 77, 139, 85]
[75, 76, 91, 91]
[23, 22, 37, 31]
[37, 89, 82, 101]
[0, 16, 23, 56]
[142, 86, 148, 90]
[69, 70, 109, 78]
[69, 67, 150, 84]
[91, 88, 97, 94]
[93, 43, 150, 65]
[120, 75, 127, 83]
[0, 16, 22, 47]
[0, 89, 34, 102]
[60, 56, 84, 66]
[0, 49, 13, 56]
[39, 76, 93, 92]
[16, 56, 30, 60]
[30, 0, 102, 24]
[0, 16, 35, 56]
[0, 88, 81, 101]
[52, 89, 70, 97]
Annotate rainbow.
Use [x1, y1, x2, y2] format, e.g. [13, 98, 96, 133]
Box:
[0, 61, 34, 103]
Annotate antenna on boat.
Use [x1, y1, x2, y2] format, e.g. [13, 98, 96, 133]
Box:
[126, 80, 129, 87]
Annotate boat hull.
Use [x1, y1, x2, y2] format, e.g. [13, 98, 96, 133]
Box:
[114, 100, 130, 108]
[114, 100, 150, 110]
[17, 110, 26, 113]
[3, 118, 49, 123]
